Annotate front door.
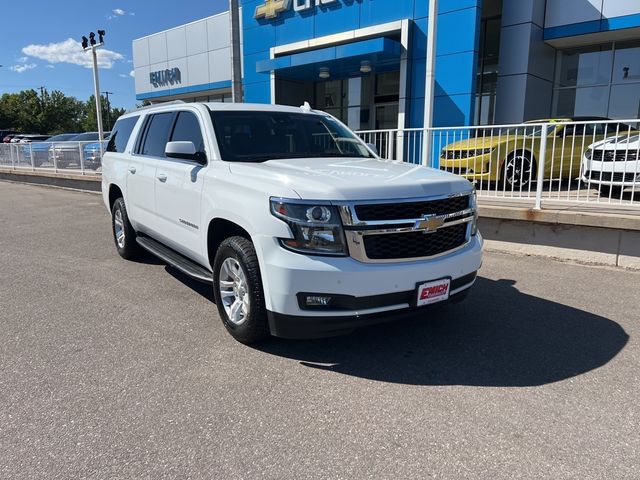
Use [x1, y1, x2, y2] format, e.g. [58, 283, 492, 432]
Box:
[154, 110, 207, 262]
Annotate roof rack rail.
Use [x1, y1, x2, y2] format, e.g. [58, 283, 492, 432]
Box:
[126, 99, 186, 114]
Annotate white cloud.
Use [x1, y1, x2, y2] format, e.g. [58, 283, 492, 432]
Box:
[113, 8, 126, 15]
[46, 65, 55, 69]
[130, 70, 135, 77]
[22, 38, 124, 69]
[17, 56, 29, 63]
[10, 63, 37, 73]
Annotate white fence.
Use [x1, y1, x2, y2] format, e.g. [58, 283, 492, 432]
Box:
[0, 141, 103, 175]
[357, 119, 640, 209]
[2, 120, 639, 209]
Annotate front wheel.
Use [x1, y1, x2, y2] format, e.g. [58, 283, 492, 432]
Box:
[212, 236, 269, 344]
[111, 197, 140, 260]
[503, 152, 536, 189]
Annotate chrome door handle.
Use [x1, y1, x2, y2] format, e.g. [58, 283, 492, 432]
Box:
[128, 166, 136, 174]
[157, 173, 167, 183]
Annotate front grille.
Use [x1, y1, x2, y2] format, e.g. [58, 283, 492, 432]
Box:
[591, 150, 639, 162]
[355, 195, 470, 221]
[585, 171, 638, 182]
[363, 223, 468, 260]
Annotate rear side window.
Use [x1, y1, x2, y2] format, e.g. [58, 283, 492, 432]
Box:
[170, 112, 205, 153]
[140, 112, 175, 157]
[107, 116, 139, 153]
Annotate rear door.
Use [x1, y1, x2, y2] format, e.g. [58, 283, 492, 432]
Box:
[153, 110, 207, 261]
[127, 112, 175, 233]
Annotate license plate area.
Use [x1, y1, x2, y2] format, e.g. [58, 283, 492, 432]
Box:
[416, 277, 451, 307]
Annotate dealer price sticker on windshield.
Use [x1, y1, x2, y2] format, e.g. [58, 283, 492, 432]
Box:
[416, 278, 451, 306]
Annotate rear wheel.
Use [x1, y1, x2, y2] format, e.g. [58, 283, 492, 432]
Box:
[111, 197, 140, 260]
[503, 152, 535, 189]
[212, 236, 269, 344]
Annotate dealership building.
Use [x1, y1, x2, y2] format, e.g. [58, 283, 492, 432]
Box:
[133, 0, 640, 131]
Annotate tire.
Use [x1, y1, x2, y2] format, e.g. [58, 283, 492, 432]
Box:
[212, 236, 269, 344]
[599, 185, 623, 198]
[111, 197, 140, 260]
[503, 151, 536, 189]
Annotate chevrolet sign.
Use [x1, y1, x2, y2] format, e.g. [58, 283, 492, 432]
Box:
[255, 0, 338, 20]
[149, 68, 181, 88]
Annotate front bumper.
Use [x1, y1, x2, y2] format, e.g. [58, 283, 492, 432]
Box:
[581, 157, 640, 186]
[255, 232, 483, 338]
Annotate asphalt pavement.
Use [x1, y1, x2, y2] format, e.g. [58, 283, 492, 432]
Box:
[0, 181, 638, 479]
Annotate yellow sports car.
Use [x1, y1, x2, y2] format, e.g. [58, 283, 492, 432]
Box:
[439, 117, 635, 189]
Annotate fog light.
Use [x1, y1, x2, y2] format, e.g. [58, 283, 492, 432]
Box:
[306, 295, 332, 307]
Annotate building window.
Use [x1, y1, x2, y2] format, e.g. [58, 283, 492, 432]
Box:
[552, 41, 640, 120]
[475, 16, 501, 125]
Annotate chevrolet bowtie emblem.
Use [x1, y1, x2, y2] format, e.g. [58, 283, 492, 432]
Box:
[255, 0, 291, 19]
[414, 214, 445, 233]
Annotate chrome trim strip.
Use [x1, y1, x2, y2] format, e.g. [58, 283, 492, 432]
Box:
[342, 207, 476, 229]
[355, 215, 473, 236]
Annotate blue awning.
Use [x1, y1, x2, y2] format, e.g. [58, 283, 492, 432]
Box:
[256, 37, 402, 81]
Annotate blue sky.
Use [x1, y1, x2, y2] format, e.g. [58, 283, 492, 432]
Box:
[0, 1, 228, 109]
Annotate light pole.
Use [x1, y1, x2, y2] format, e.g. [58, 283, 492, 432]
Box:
[102, 91, 113, 130]
[229, 0, 243, 102]
[422, 0, 438, 166]
[82, 30, 106, 158]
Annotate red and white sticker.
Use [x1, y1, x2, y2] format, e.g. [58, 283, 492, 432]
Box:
[417, 278, 451, 307]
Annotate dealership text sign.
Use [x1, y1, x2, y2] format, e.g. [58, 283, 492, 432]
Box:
[255, 0, 338, 20]
[149, 68, 181, 88]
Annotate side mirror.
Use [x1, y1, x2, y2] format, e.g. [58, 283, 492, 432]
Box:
[366, 143, 379, 156]
[165, 141, 206, 164]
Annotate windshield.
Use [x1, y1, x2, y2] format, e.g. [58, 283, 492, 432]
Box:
[47, 134, 78, 142]
[71, 132, 99, 141]
[210, 110, 374, 162]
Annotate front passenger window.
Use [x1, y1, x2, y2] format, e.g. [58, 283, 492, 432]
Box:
[170, 112, 206, 157]
[141, 112, 175, 157]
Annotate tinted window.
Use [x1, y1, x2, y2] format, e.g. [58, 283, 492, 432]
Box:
[210, 111, 373, 162]
[107, 116, 139, 153]
[141, 113, 174, 157]
[170, 112, 205, 153]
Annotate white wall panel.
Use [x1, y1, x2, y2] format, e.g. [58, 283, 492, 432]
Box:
[207, 13, 230, 50]
[602, 0, 640, 19]
[166, 27, 187, 61]
[186, 20, 208, 56]
[134, 65, 151, 94]
[187, 53, 210, 86]
[132, 38, 150, 68]
[209, 48, 231, 83]
[545, 0, 603, 28]
[148, 34, 168, 65]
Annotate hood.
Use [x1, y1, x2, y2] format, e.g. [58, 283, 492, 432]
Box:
[229, 157, 473, 201]
[442, 136, 508, 150]
[589, 134, 640, 150]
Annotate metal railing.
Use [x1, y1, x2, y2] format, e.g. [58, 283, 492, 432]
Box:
[2, 120, 639, 209]
[0, 141, 103, 175]
[356, 119, 640, 209]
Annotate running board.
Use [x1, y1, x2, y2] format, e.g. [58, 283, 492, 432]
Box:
[136, 236, 213, 283]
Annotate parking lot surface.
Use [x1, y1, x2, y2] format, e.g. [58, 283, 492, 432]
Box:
[1, 181, 639, 479]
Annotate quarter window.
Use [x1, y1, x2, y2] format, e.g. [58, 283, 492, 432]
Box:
[107, 116, 139, 153]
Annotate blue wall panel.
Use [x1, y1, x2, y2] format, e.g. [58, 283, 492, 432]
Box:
[241, 0, 483, 124]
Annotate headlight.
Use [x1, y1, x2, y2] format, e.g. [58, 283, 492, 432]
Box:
[584, 149, 592, 160]
[470, 188, 478, 236]
[270, 198, 347, 256]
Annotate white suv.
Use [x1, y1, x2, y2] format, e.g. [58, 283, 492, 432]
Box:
[102, 102, 482, 344]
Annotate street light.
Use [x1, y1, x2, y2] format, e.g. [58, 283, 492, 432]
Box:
[81, 29, 106, 158]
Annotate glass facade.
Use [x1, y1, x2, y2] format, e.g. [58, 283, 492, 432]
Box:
[553, 41, 640, 119]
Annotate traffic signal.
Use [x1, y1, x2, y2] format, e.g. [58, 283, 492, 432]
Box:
[97, 30, 105, 43]
[81, 36, 89, 49]
[89, 32, 96, 46]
